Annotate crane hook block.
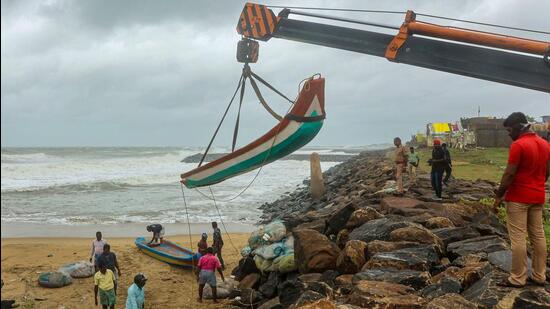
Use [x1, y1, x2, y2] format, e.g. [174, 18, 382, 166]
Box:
[237, 39, 259, 63]
[236, 3, 279, 41]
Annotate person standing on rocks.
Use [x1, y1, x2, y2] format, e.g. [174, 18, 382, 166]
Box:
[393, 137, 408, 195]
[428, 140, 446, 200]
[408, 146, 420, 184]
[442, 143, 452, 185]
[493, 112, 549, 288]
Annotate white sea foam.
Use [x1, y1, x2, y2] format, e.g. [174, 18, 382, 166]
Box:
[1, 146, 356, 226]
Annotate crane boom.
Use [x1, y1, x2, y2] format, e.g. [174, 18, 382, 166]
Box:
[236, 3, 550, 93]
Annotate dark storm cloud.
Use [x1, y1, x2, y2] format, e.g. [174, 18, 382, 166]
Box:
[2, 0, 549, 147]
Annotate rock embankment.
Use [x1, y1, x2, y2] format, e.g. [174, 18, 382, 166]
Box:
[227, 150, 550, 309]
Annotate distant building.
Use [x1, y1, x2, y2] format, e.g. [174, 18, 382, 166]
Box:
[460, 117, 510, 147]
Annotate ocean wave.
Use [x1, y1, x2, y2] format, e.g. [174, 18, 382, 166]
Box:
[1, 179, 181, 194]
[1, 152, 56, 163]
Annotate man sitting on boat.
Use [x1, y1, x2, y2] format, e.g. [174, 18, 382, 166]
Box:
[146, 224, 165, 246]
[196, 247, 225, 303]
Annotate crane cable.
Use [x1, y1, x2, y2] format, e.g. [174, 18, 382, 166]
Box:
[268, 5, 550, 35]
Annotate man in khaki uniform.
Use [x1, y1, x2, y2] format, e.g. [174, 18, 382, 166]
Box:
[393, 137, 408, 195]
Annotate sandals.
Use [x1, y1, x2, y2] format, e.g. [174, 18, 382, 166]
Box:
[496, 278, 524, 288]
[527, 277, 546, 287]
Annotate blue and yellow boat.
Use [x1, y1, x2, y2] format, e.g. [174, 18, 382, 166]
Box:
[135, 237, 201, 267]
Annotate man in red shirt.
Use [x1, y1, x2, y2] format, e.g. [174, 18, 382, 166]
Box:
[493, 112, 550, 287]
[196, 247, 225, 303]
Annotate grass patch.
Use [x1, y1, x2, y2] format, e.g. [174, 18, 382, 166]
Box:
[415, 147, 508, 182]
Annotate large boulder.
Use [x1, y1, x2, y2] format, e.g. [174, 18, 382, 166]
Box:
[424, 293, 478, 309]
[336, 240, 368, 274]
[293, 229, 341, 273]
[470, 212, 508, 238]
[279, 279, 306, 308]
[319, 270, 341, 289]
[239, 273, 261, 290]
[389, 225, 444, 249]
[295, 299, 337, 309]
[451, 252, 488, 268]
[345, 207, 383, 229]
[431, 261, 492, 289]
[298, 273, 323, 283]
[336, 229, 349, 249]
[366, 240, 420, 259]
[364, 245, 441, 272]
[352, 268, 431, 290]
[420, 277, 462, 299]
[380, 197, 424, 213]
[425, 217, 455, 229]
[325, 202, 356, 235]
[259, 272, 281, 299]
[462, 270, 514, 309]
[380, 198, 466, 226]
[348, 218, 415, 243]
[447, 236, 508, 259]
[292, 290, 325, 308]
[513, 288, 550, 309]
[257, 297, 281, 309]
[432, 226, 481, 248]
[347, 280, 426, 308]
[487, 249, 548, 277]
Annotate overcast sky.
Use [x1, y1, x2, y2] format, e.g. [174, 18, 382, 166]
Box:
[2, 0, 549, 147]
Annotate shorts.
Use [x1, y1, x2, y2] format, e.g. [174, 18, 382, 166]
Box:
[94, 253, 102, 266]
[198, 270, 217, 287]
[99, 288, 116, 305]
[159, 227, 165, 238]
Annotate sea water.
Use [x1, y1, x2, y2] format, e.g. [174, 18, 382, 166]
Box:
[2, 147, 381, 229]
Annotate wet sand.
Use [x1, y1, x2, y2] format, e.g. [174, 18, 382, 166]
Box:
[1, 234, 249, 308]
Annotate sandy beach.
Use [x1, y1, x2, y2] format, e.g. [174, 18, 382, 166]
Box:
[1, 234, 249, 308]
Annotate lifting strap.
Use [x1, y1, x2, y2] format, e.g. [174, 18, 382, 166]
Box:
[198, 64, 297, 165]
[232, 75, 247, 152]
[249, 77, 283, 121]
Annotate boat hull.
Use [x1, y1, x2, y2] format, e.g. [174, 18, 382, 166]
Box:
[181, 77, 325, 188]
[135, 237, 200, 267]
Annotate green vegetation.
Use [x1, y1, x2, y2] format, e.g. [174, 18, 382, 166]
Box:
[414, 147, 550, 247]
[415, 147, 508, 182]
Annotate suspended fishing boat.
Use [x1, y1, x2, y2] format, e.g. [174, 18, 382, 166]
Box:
[181, 76, 325, 188]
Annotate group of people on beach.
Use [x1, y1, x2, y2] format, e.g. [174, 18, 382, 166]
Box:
[393, 137, 452, 199]
[90, 231, 146, 309]
[394, 111, 549, 288]
[88, 221, 228, 307]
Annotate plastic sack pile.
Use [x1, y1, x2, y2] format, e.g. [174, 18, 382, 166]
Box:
[241, 220, 296, 274]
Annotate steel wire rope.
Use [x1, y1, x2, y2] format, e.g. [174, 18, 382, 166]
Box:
[267, 5, 549, 35]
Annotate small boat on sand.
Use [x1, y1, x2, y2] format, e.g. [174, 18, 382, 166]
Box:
[135, 237, 200, 267]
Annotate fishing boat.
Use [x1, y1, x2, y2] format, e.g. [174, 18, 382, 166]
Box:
[181, 76, 325, 188]
[135, 237, 200, 267]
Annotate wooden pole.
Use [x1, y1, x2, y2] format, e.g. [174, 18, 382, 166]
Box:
[309, 152, 325, 200]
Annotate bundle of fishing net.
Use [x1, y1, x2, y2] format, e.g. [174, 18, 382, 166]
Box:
[58, 261, 94, 278]
[248, 220, 287, 249]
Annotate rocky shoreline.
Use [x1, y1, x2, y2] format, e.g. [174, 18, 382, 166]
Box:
[225, 150, 550, 309]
